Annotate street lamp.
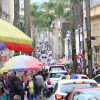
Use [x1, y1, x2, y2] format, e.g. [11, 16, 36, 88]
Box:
[20, 15, 23, 31]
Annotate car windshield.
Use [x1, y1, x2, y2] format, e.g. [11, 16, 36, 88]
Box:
[49, 73, 67, 78]
[49, 66, 64, 71]
[72, 89, 100, 100]
[60, 83, 98, 93]
[94, 75, 100, 83]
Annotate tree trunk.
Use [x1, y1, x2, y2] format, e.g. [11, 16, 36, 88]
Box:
[24, 0, 29, 35]
[60, 16, 63, 58]
[14, 0, 20, 29]
[80, 0, 86, 72]
[53, 18, 59, 61]
[85, 0, 92, 78]
[70, 2, 77, 72]
[33, 27, 37, 58]
[28, 0, 31, 37]
[0, 3, 2, 18]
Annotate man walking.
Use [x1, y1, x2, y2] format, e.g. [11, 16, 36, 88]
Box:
[68, 69, 77, 79]
[13, 95, 21, 100]
[7, 72, 24, 100]
[35, 71, 44, 98]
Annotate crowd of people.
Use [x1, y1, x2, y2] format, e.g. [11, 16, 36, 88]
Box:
[0, 70, 48, 100]
[0, 63, 99, 100]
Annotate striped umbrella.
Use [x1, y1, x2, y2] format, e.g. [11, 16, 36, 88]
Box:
[0, 55, 43, 72]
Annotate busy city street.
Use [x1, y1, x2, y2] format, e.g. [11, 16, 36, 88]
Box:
[0, 0, 100, 100]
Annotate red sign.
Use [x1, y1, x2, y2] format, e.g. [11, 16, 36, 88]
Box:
[1, 56, 6, 61]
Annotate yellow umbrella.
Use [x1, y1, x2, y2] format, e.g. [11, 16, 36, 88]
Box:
[0, 19, 32, 45]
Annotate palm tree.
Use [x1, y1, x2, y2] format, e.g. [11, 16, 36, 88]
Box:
[14, 0, 20, 28]
[80, 0, 86, 72]
[85, 0, 92, 78]
[70, 0, 79, 72]
[24, 0, 29, 36]
[0, 4, 2, 18]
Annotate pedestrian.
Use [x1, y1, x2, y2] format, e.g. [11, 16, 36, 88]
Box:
[7, 72, 24, 100]
[68, 69, 77, 79]
[19, 76, 25, 88]
[24, 75, 38, 100]
[76, 66, 82, 74]
[0, 73, 7, 97]
[22, 71, 28, 82]
[3, 74, 10, 88]
[35, 71, 44, 98]
[0, 82, 7, 100]
[33, 71, 38, 81]
[13, 95, 21, 100]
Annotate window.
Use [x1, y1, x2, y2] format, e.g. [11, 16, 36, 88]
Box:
[95, 47, 99, 53]
[60, 83, 98, 93]
[72, 89, 100, 100]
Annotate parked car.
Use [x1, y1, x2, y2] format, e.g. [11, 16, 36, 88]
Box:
[49, 79, 98, 100]
[48, 65, 66, 72]
[47, 71, 68, 87]
[94, 74, 100, 86]
[66, 87, 100, 100]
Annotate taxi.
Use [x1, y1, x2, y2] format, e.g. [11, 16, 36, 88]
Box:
[64, 74, 88, 79]
[93, 74, 100, 87]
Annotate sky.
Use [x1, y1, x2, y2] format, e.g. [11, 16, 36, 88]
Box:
[31, 0, 49, 4]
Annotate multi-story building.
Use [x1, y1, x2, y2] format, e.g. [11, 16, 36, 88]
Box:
[0, 0, 14, 23]
[84, 0, 100, 65]
[0, 0, 14, 68]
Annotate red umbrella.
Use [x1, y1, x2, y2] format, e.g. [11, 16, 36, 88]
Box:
[5, 42, 33, 53]
[58, 58, 68, 63]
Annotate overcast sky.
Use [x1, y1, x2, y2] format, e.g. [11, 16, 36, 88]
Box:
[31, 0, 49, 4]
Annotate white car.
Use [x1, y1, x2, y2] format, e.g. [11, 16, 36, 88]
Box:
[76, 74, 89, 79]
[49, 79, 98, 100]
[48, 65, 66, 72]
[47, 71, 68, 87]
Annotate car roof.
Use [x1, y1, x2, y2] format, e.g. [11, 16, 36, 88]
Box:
[73, 87, 100, 92]
[58, 79, 97, 85]
[49, 70, 67, 73]
[76, 74, 87, 77]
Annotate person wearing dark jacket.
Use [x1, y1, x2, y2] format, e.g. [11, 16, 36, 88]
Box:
[24, 75, 38, 100]
[7, 72, 24, 100]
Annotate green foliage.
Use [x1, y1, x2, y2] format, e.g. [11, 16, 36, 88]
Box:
[30, 0, 70, 31]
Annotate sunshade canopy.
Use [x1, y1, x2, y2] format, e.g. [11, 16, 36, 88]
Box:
[64, 60, 70, 65]
[0, 19, 32, 45]
[58, 58, 68, 63]
[5, 42, 33, 53]
[0, 55, 42, 72]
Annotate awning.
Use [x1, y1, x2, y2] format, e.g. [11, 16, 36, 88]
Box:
[0, 19, 32, 45]
[5, 42, 33, 53]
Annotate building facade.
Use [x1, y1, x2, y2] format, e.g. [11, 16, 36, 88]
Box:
[84, 0, 100, 65]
